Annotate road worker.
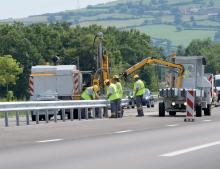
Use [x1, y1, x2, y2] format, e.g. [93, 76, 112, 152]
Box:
[104, 79, 120, 118]
[133, 74, 145, 117]
[113, 75, 123, 118]
[81, 85, 99, 118]
[81, 85, 99, 100]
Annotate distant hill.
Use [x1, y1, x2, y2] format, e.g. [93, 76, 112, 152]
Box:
[1, 0, 220, 49]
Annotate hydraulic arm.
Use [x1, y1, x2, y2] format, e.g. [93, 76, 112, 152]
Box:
[122, 57, 185, 88]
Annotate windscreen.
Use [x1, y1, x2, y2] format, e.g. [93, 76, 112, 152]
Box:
[215, 79, 220, 87]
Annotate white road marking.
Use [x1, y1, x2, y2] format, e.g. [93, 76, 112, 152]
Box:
[114, 130, 133, 134]
[36, 139, 63, 143]
[203, 120, 212, 122]
[167, 124, 179, 127]
[160, 141, 220, 157]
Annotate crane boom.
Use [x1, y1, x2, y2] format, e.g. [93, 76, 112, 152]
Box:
[122, 57, 185, 88]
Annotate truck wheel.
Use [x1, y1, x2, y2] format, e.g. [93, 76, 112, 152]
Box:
[196, 104, 202, 117]
[49, 115, 54, 120]
[204, 104, 211, 116]
[31, 115, 36, 121]
[169, 111, 176, 116]
[39, 115, 45, 121]
[159, 102, 165, 117]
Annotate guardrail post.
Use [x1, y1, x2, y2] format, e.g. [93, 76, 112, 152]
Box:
[26, 111, 30, 125]
[62, 109, 65, 122]
[99, 108, 103, 119]
[103, 107, 108, 118]
[16, 111, 20, 126]
[70, 109, 74, 121]
[54, 110, 57, 123]
[85, 108, 88, 120]
[78, 108, 81, 120]
[92, 108, 96, 119]
[45, 110, 49, 123]
[36, 111, 39, 124]
[4, 112, 9, 127]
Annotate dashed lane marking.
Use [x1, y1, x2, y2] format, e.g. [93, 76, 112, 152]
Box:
[160, 141, 220, 157]
[167, 124, 179, 127]
[36, 139, 63, 143]
[114, 130, 134, 134]
[203, 120, 212, 122]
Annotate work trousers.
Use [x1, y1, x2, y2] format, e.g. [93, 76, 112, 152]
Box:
[110, 99, 121, 118]
[135, 95, 144, 116]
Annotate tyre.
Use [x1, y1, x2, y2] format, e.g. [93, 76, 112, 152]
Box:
[159, 102, 165, 117]
[49, 115, 54, 120]
[204, 104, 211, 116]
[39, 115, 45, 121]
[196, 104, 202, 117]
[31, 115, 36, 121]
[169, 111, 176, 116]
[151, 101, 155, 107]
[147, 104, 150, 108]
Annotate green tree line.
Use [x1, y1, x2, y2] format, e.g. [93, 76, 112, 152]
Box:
[0, 22, 161, 99]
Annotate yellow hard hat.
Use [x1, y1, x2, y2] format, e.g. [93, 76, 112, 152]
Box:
[93, 85, 99, 92]
[113, 75, 119, 79]
[133, 74, 139, 79]
[104, 79, 110, 85]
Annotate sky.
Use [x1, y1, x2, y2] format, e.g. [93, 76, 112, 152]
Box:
[0, 0, 116, 20]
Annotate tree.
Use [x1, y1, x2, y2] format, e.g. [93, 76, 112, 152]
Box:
[0, 55, 23, 94]
[185, 38, 212, 56]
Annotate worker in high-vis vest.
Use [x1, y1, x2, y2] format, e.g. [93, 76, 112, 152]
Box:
[81, 85, 99, 100]
[81, 85, 99, 118]
[113, 75, 123, 118]
[104, 79, 120, 118]
[133, 74, 145, 117]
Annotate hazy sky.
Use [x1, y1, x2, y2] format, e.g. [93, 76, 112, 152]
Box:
[0, 0, 116, 20]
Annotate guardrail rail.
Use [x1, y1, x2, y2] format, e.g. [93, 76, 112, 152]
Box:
[0, 99, 129, 127]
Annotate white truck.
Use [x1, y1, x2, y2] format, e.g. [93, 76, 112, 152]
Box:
[29, 65, 82, 121]
[159, 56, 212, 117]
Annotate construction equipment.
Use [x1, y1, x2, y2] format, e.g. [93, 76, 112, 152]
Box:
[122, 57, 185, 88]
[122, 56, 212, 117]
[92, 32, 110, 95]
[29, 65, 82, 120]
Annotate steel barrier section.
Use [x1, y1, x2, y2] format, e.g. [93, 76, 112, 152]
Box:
[0, 99, 129, 127]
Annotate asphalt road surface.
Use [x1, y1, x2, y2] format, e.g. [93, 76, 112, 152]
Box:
[0, 105, 220, 169]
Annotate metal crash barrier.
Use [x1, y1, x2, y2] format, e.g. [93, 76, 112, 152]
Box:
[0, 99, 129, 127]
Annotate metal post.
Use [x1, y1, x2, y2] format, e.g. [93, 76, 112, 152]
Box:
[4, 112, 9, 127]
[78, 108, 81, 120]
[16, 111, 20, 126]
[103, 107, 108, 118]
[45, 110, 49, 123]
[85, 108, 88, 120]
[36, 111, 39, 124]
[70, 109, 74, 121]
[99, 108, 103, 119]
[92, 108, 96, 119]
[62, 109, 65, 122]
[26, 111, 30, 125]
[54, 110, 57, 123]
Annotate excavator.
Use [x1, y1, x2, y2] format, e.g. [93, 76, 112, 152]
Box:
[122, 55, 212, 117]
[121, 55, 187, 117]
[122, 56, 185, 88]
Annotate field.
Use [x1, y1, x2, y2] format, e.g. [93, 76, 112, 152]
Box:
[136, 24, 216, 46]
